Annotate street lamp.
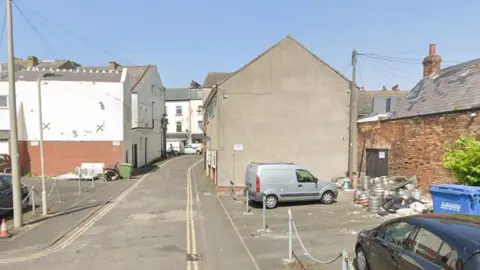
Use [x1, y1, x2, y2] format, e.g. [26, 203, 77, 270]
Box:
[37, 72, 60, 216]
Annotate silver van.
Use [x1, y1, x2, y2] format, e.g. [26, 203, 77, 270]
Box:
[245, 162, 338, 209]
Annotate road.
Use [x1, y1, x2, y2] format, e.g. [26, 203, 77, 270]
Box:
[1, 156, 262, 270]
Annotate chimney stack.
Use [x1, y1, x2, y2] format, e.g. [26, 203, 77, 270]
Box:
[189, 80, 201, 89]
[27, 56, 39, 67]
[423, 44, 442, 77]
[108, 61, 121, 70]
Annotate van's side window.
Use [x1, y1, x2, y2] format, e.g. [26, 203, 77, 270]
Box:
[296, 170, 315, 183]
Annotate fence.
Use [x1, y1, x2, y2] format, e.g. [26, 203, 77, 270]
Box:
[232, 190, 356, 269]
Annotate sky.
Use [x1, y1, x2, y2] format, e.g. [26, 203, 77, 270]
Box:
[4, 0, 480, 90]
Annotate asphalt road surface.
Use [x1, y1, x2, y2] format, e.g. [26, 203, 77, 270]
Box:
[1, 156, 261, 270]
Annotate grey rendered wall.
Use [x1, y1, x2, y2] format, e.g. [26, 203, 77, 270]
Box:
[216, 38, 350, 187]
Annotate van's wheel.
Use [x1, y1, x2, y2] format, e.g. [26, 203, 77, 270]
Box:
[196, 150, 201, 155]
[265, 195, 278, 209]
[320, 191, 334, 204]
[174, 151, 179, 156]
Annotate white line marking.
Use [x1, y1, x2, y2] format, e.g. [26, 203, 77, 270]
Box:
[216, 194, 260, 270]
[186, 159, 202, 270]
[0, 156, 182, 264]
[186, 161, 192, 270]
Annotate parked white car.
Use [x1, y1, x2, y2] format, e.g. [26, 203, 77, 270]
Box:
[184, 144, 202, 155]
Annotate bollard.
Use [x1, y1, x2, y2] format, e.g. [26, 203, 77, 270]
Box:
[282, 208, 294, 264]
[288, 208, 293, 262]
[31, 186, 36, 215]
[245, 189, 249, 213]
[342, 249, 348, 270]
[243, 187, 252, 215]
[262, 195, 267, 231]
[54, 179, 62, 203]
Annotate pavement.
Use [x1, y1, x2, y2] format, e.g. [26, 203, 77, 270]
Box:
[0, 156, 391, 269]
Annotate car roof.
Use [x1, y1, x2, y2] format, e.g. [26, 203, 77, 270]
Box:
[397, 214, 480, 244]
[251, 162, 295, 165]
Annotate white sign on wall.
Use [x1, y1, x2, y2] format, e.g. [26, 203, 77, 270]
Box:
[211, 150, 217, 168]
[233, 144, 243, 151]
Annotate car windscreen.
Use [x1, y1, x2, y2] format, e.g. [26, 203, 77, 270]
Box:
[0, 174, 12, 182]
[466, 252, 480, 270]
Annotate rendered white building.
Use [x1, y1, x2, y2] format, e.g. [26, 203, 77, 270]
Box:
[0, 62, 167, 175]
[0, 68, 133, 175]
[165, 88, 203, 144]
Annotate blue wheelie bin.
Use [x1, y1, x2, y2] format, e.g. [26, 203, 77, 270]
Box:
[430, 184, 480, 216]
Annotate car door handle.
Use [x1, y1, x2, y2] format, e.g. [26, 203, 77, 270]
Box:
[390, 251, 399, 260]
[298, 184, 303, 187]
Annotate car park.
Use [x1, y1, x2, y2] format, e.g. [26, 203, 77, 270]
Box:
[245, 162, 338, 209]
[355, 214, 480, 270]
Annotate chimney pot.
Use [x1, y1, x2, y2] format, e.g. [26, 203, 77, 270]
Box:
[423, 44, 442, 77]
[109, 61, 121, 70]
[27, 56, 39, 67]
[429, 44, 436, 56]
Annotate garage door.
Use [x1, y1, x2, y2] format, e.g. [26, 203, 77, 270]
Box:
[0, 141, 9, 154]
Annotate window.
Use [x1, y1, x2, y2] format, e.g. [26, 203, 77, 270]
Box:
[296, 169, 315, 183]
[0, 95, 7, 107]
[407, 228, 455, 267]
[0, 174, 12, 190]
[378, 221, 415, 246]
[176, 106, 182, 116]
[176, 121, 182, 132]
[198, 121, 204, 131]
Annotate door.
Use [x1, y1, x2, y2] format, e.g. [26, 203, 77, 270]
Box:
[369, 221, 416, 269]
[366, 149, 389, 178]
[132, 144, 138, 168]
[144, 138, 148, 164]
[295, 169, 320, 200]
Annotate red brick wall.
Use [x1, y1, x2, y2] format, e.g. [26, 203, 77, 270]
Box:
[357, 110, 480, 192]
[17, 141, 124, 176]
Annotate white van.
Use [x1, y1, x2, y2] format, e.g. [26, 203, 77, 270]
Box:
[246, 162, 338, 209]
[167, 141, 185, 155]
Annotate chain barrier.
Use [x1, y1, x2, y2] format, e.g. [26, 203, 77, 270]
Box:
[291, 219, 343, 264]
[0, 189, 33, 210]
[347, 258, 355, 270]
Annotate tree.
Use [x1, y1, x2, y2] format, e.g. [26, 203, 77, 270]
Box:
[443, 136, 480, 186]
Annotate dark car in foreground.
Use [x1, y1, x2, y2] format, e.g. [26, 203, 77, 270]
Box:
[355, 214, 480, 270]
[0, 173, 29, 216]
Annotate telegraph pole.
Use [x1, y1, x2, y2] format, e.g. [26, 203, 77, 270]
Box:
[6, 0, 23, 228]
[348, 49, 358, 180]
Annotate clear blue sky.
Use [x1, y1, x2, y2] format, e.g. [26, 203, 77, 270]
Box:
[5, 0, 480, 89]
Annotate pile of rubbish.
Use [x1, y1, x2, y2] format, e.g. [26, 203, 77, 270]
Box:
[353, 175, 432, 216]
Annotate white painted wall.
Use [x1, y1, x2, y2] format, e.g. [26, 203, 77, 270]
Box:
[130, 66, 166, 167]
[0, 141, 8, 154]
[190, 99, 204, 134]
[166, 100, 190, 133]
[0, 80, 127, 142]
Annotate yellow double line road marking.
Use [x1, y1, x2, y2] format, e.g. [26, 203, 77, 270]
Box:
[186, 159, 202, 270]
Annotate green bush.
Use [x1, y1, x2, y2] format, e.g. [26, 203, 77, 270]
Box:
[443, 136, 480, 186]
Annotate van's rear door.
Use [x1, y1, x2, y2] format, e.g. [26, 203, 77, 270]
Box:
[245, 163, 258, 194]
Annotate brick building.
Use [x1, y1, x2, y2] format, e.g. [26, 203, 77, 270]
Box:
[357, 44, 480, 192]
